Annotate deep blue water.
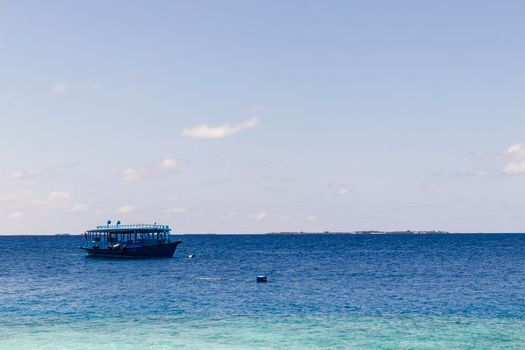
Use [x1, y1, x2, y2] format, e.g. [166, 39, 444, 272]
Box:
[1, 234, 524, 349]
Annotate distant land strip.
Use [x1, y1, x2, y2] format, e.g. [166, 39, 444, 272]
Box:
[266, 230, 451, 235]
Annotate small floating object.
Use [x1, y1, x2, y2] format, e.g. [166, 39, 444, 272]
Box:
[256, 275, 268, 283]
[188, 254, 195, 259]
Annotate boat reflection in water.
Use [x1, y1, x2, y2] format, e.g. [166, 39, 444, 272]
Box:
[80, 221, 181, 258]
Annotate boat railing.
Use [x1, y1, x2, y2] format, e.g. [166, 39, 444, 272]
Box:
[95, 224, 170, 230]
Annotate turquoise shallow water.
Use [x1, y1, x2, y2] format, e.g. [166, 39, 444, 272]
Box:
[1, 234, 524, 349]
[2, 316, 524, 349]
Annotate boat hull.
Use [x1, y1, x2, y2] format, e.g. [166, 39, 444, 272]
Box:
[82, 240, 182, 258]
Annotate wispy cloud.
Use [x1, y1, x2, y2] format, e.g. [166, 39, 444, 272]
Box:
[120, 168, 141, 181]
[7, 211, 23, 220]
[248, 212, 268, 221]
[502, 143, 525, 174]
[455, 169, 490, 178]
[0, 166, 69, 184]
[182, 117, 259, 139]
[161, 158, 178, 170]
[338, 189, 350, 196]
[71, 203, 90, 213]
[0, 170, 27, 183]
[166, 206, 186, 214]
[306, 215, 317, 222]
[119, 205, 135, 214]
[503, 143, 525, 157]
[0, 190, 33, 205]
[503, 162, 525, 174]
[120, 158, 180, 181]
[52, 82, 69, 94]
[33, 191, 71, 206]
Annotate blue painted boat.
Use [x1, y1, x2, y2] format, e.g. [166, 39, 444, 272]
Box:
[80, 221, 182, 258]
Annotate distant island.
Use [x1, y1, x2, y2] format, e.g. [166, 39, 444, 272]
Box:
[266, 230, 450, 235]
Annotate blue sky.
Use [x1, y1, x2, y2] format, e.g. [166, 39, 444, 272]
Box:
[0, 1, 524, 234]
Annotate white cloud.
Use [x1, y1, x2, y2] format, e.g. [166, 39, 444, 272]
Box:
[0, 190, 33, 204]
[120, 158, 180, 181]
[71, 203, 89, 212]
[0, 166, 73, 185]
[119, 205, 135, 214]
[33, 191, 71, 206]
[0, 170, 26, 183]
[503, 143, 525, 157]
[306, 215, 317, 221]
[7, 211, 23, 220]
[121, 168, 141, 181]
[182, 117, 259, 139]
[166, 206, 186, 214]
[338, 189, 350, 195]
[32, 198, 47, 206]
[49, 191, 70, 201]
[52, 82, 69, 94]
[502, 143, 525, 174]
[161, 158, 178, 170]
[248, 212, 268, 221]
[503, 161, 525, 174]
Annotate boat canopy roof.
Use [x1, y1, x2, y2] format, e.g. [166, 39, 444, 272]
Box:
[87, 224, 171, 234]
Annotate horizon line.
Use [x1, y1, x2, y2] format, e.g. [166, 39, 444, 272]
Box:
[1, 232, 525, 236]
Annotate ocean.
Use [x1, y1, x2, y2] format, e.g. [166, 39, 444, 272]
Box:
[0, 234, 524, 349]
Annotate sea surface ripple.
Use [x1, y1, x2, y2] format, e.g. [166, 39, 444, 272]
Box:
[0, 234, 524, 349]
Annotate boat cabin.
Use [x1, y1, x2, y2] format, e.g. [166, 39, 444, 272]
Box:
[84, 223, 172, 250]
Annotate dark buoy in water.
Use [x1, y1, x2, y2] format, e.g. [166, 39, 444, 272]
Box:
[256, 275, 268, 283]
